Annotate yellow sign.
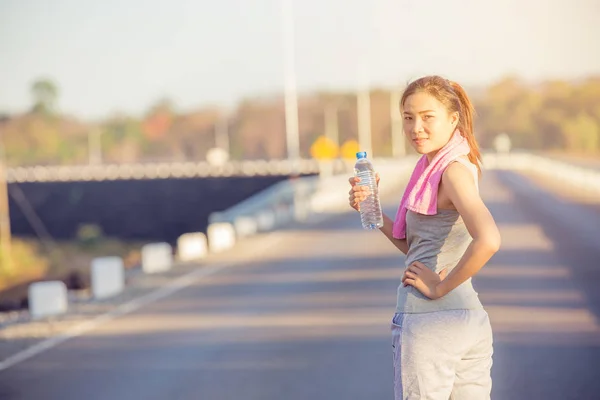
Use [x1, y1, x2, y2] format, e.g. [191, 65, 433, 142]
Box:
[340, 140, 360, 159]
[310, 136, 339, 160]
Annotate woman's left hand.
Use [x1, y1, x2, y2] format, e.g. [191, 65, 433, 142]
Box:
[402, 261, 448, 300]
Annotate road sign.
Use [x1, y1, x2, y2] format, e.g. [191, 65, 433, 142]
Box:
[340, 140, 360, 160]
[310, 136, 338, 160]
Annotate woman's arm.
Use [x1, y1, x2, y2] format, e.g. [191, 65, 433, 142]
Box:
[435, 162, 501, 297]
[348, 175, 408, 255]
[378, 213, 409, 254]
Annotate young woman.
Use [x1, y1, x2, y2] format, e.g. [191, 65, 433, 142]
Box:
[348, 75, 501, 399]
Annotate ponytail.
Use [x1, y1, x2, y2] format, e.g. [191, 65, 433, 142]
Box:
[449, 81, 482, 176]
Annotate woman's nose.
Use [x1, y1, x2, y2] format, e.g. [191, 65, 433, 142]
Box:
[412, 118, 423, 134]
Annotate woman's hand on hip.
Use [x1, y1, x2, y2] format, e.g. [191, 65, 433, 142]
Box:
[402, 261, 448, 300]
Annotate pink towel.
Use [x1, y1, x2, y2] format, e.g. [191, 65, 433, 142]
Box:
[392, 130, 471, 240]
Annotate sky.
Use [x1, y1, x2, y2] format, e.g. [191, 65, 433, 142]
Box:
[1, 0, 599, 120]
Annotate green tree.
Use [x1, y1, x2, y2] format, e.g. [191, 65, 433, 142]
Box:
[101, 116, 144, 163]
[31, 78, 59, 115]
[561, 112, 600, 153]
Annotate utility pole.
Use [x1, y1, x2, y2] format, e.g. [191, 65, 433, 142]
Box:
[390, 89, 406, 157]
[215, 112, 230, 155]
[356, 53, 372, 156]
[324, 103, 339, 147]
[357, 88, 372, 156]
[0, 127, 11, 272]
[88, 128, 102, 165]
[281, 0, 300, 165]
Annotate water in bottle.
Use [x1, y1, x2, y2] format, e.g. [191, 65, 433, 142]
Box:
[354, 151, 384, 229]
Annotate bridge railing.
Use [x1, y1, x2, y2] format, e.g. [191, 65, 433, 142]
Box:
[5, 158, 354, 182]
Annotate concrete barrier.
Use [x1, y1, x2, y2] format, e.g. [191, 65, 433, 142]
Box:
[256, 209, 276, 232]
[28, 281, 68, 319]
[177, 232, 208, 261]
[91, 256, 125, 300]
[233, 216, 258, 238]
[142, 242, 173, 274]
[274, 204, 293, 226]
[306, 157, 416, 215]
[207, 222, 236, 253]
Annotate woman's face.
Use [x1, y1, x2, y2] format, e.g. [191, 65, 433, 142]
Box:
[402, 91, 458, 159]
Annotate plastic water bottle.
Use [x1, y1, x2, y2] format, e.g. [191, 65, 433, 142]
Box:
[354, 151, 384, 229]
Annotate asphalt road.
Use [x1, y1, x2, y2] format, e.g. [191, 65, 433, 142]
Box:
[1, 169, 599, 400]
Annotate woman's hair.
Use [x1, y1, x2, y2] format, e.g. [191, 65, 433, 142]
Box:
[400, 75, 482, 175]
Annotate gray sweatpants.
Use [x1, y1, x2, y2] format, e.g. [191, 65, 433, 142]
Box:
[391, 309, 493, 400]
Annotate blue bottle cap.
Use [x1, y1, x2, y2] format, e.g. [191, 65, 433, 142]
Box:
[356, 151, 367, 159]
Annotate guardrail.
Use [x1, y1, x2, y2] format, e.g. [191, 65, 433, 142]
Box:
[483, 152, 600, 195]
[207, 156, 419, 241]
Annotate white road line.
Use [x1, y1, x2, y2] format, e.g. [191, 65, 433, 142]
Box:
[0, 233, 283, 372]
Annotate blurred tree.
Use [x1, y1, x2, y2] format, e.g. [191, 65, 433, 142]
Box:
[561, 112, 600, 153]
[142, 97, 175, 141]
[1, 114, 86, 166]
[534, 106, 566, 150]
[477, 76, 526, 146]
[236, 99, 285, 160]
[370, 89, 393, 157]
[3, 74, 600, 167]
[101, 115, 144, 163]
[31, 78, 59, 115]
[572, 78, 600, 121]
[168, 109, 219, 161]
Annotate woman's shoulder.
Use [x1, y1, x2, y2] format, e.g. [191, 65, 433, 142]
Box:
[443, 157, 479, 189]
[450, 156, 476, 170]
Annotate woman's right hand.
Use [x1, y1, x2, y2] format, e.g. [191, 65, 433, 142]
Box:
[348, 173, 380, 212]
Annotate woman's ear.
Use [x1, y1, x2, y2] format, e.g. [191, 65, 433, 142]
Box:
[450, 111, 459, 127]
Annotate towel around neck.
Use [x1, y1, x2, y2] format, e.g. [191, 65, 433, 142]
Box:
[392, 130, 471, 240]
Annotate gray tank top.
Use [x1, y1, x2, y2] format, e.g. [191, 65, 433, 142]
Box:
[395, 159, 484, 314]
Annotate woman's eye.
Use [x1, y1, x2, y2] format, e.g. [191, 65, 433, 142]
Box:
[423, 115, 434, 120]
